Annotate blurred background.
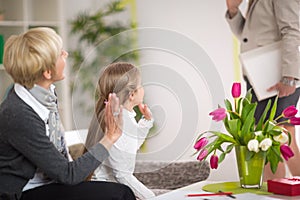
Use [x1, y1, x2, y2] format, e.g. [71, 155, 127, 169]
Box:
[0, 0, 252, 181]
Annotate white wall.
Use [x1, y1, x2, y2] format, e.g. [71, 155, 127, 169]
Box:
[134, 0, 243, 181]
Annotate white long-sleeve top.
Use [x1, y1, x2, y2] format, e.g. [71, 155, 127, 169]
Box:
[93, 109, 155, 200]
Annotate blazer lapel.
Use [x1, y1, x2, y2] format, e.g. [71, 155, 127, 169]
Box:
[246, 0, 259, 18]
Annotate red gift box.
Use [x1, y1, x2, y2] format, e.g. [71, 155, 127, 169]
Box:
[268, 177, 300, 196]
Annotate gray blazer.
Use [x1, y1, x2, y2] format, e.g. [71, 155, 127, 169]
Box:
[226, 0, 300, 79]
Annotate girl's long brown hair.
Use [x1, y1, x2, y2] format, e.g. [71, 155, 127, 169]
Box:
[83, 62, 140, 180]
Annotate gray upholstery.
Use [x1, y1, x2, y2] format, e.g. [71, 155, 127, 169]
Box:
[134, 160, 210, 194]
[68, 143, 85, 160]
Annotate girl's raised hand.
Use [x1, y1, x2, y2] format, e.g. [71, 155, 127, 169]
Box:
[138, 103, 152, 120]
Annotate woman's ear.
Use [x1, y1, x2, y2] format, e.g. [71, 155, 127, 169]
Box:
[43, 70, 52, 80]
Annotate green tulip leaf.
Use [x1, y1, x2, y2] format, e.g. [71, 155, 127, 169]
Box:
[204, 139, 223, 159]
[241, 103, 256, 123]
[267, 145, 282, 174]
[227, 119, 241, 141]
[287, 131, 292, 146]
[225, 99, 240, 120]
[245, 88, 253, 102]
[224, 117, 230, 132]
[263, 121, 276, 133]
[217, 146, 225, 153]
[268, 129, 283, 136]
[225, 143, 235, 154]
[242, 98, 251, 109]
[209, 131, 238, 144]
[224, 99, 233, 112]
[236, 97, 243, 114]
[219, 152, 226, 163]
[256, 99, 271, 131]
[245, 150, 255, 161]
[240, 104, 256, 144]
[269, 96, 278, 121]
[256, 134, 265, 142]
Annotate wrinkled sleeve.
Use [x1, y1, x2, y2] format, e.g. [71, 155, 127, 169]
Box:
[273, 0, 300, 79]
[6, 109, 108, 185]
[225, 9, 246, 41]
[137, 117, 154, 148]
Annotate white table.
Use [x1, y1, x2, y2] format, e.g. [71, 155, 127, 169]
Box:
[150, 181, 297, 200]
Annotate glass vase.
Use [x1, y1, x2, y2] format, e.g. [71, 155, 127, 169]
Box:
[235, 145, 266, 189]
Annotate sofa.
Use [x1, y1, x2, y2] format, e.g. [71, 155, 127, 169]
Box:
[133, 160, 210, 195]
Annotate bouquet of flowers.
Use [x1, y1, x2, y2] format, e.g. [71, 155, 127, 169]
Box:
[194, 82, 299, 174]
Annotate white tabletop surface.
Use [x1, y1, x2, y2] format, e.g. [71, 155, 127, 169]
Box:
[150, 181, 298, 200]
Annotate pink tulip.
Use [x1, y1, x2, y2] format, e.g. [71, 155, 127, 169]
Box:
[289, 117, 300, 125]
[231, 82, 241, 98]
[210, 154, 219, 169]
[280, 144, 294, 161]
[197, 149, 208, 161]
[194, 137, 209, 150]
[209, 108, 226, 122]
[282, 105, 298, 118]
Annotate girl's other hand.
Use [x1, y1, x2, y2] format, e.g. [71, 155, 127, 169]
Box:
[138, 103, 152, 120]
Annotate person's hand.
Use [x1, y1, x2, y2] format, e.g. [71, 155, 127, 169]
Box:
[138, 103, 152, 120]
[226, 0, 243, 18]
[100, 93, 123, 150]
[268, 82, 296, 98]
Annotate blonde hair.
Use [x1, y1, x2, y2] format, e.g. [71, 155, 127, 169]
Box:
[85, 62, 141, 150]
[3, 27, 62, 89]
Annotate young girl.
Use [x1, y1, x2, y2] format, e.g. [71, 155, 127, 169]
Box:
[85, 62, 155, 200]
[0, 27, 135, 200]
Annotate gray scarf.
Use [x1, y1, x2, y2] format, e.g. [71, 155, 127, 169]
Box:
[29, 84, 68, 159]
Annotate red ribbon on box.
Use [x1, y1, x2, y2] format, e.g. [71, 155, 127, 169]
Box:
[268, 177, 300, 196]
[287, 177, 300, 181]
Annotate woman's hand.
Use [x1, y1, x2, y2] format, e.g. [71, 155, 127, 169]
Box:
[268, 82, 296, 98]
[100, 93, 123, 150]
[138, 103, 152, 120]
[226, 0, 242, 18]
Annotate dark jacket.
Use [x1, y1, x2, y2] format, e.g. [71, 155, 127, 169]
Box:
[0, 88, 108, 197]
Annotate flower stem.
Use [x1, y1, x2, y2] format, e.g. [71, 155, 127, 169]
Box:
[276, 120, 289, 126]
[227, 110, 241, 118]
[234, 98, 238, 112]
[275, 114, 283, 122]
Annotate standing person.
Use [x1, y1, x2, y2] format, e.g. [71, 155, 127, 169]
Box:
[225, 0, 300, 180]
[85, 62, 155, 200]
[0, 27, 135, 200]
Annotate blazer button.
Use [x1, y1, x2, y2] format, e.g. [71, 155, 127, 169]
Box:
[243, 38, 248, 43]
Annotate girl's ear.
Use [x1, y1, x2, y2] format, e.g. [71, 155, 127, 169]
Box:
[43, 70, 52, 80]
[129, 91, 135, 102]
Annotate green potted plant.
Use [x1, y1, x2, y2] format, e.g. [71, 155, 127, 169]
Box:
[194, 82, 298, 189]
[69, 0, 138, 115]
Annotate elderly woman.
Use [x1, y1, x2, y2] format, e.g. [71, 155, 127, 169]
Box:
[0, 27, 135, 200]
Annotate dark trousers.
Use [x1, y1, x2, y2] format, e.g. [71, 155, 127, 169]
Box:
[0, 193, 19, 200]
[19, 181, 135, 200]
[245, 76, 300, 124]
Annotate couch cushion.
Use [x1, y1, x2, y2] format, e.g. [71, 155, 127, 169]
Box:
[68, 143, 85, 160]
[134, 160, 210, 190]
